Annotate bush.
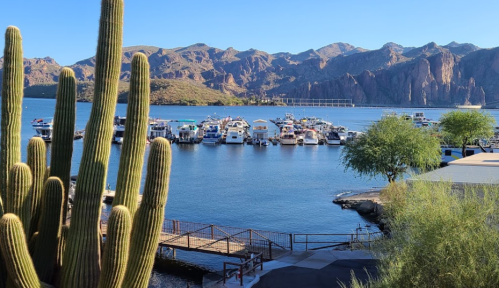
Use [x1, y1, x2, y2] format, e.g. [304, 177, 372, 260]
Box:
[346, 180, 499, 288]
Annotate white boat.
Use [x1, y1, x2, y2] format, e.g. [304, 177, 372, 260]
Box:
[112, 116, 126, 144]
[225, 121, 246, 144]
[280, 124, 297, 145]
[410, 111, 439, 128]
[303, 129, 319, 145]
[252, 119, 269, 146]
[456, 104, 482, 109]
[270, 113, 295, 128]
[325, 130, 342, 145]
[176, 119, 199, 144]
[148, 119, 175, 141]
[202, 121, 223, 145]
[32, 117, 53, 142]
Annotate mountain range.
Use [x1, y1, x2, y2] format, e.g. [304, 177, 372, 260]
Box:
[1, 41, 498, 107]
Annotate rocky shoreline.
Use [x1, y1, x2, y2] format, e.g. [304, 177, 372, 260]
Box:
[333, 191, 384, 225]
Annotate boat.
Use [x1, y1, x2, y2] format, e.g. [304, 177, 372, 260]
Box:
[112, 116, 126, 144]
[148, 119, 175, 141]
[279, 124, 297, 145]
[303, 129, 319, 145]
[201, 118, 223, 145]
[176, 119, 199, 144]
[252, 119, 269, 146]
[32, 117, 53, 142]
[410, 111, 439, 128]
[225, 117, 250, 144]
[455, 104, 482, 109]
[325, 130, 342, 145]
[380, 110, 398, 120]
[270, 113, 295, 128]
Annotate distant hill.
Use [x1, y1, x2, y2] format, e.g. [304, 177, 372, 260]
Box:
[2, 41, 497, 107]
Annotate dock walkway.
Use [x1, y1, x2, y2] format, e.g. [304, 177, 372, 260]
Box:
[101, 219, 292, 260]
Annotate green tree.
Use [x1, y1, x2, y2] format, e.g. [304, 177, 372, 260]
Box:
[341, 116, 441, 183]
[439, 110, 496, 158]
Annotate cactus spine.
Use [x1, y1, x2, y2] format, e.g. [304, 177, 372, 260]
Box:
[123, 138, 172, 288]
[0, 26, 23, 215]
[113, 53, 150, 218]
[61, 0, 124, 286]
[6, 163, 32, 236]
[0, 214, 53, 288]
[50, 68, 76, 224]
[32, 177, 63, 283]
[27, 137, 47, 239]
[98, 206, 131, 288]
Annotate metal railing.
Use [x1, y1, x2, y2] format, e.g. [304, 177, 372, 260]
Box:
[223, 252, 264, 286]
[293, 232, 383, 251]
[160, 219, 292, 259]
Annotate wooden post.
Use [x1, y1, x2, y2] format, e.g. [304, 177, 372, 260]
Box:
[268, 240, 273, 260]
[249, 229, 252, 245]
[223, 262, 227, 284]
[226, 238, 230, 254]
[172, 219, 176, 234]
[187, 232, 190, 249]
[211, 224, 214, 240]
[290, 234, 293, 250]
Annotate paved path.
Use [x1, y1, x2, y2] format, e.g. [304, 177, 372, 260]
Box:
[215, 250, 377, 288]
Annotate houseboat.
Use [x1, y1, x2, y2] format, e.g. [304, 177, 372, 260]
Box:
[252, 119, 269, 146]
[112, 116, 126, 144]
[32, 117, 53, 142]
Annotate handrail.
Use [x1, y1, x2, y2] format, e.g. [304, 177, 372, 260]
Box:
[223, 252, 264, 286]
[294, 232, 383, 251]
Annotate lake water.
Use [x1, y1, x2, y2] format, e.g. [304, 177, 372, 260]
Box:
[18, 99, 499, 287]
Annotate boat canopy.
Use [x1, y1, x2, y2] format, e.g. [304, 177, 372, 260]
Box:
[253, 119, 267, 123]
[176, 119, 196, 123]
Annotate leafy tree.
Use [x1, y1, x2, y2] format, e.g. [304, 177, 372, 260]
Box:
[439, 110, 496, 157]
[341, 116, 441, 183]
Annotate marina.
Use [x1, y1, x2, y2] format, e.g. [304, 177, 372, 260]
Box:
[21, 99, 499, 287]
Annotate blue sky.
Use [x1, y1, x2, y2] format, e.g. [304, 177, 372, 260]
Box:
[1, 0, 499, 66]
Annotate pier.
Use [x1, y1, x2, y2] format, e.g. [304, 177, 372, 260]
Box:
[100, 219, 293, 260]
[273, 98, 354, 107]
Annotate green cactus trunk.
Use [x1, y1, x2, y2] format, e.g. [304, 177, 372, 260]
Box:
[27, 137, 47, 239]
[122, 138, 172, 288]
[52, 225, 69, 287]
[113, 53, 150, 218]
[5, 163, 32, 236]
[0, 214, 54, 288]
[0, 26, 23, 216]
[61, 0, 124, 287]
[50, 67, 76, 224]
[97, 205, 131, 288]
[32, 177, 63, 283]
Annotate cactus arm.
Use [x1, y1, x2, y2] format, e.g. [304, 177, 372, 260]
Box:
[97, 206, 131, 288]
[113, 53, 150, 218]
[32, 177, 63, 282]
[122, 138, 171, 288]
[0, 26, 23, 215]
[27, 138, 47, 239]
[61, 0, 124, 287]
[5, 163, 32, 236]
[0, 214, 54, 288]
[50, 68, 76, 224]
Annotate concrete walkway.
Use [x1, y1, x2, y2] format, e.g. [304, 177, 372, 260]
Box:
[209, 250, 377, 288]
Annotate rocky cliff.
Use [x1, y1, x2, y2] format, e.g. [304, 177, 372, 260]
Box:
[1, 41, 494, 107]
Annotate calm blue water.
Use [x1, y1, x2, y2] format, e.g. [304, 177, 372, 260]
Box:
[19, 99, 499, 287]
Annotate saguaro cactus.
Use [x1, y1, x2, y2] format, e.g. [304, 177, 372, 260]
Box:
[50, 67, 76, 224]
[27, 137, 47, 239]
[61, 0, 124, 286]
[123, 138, 172, 288]
[6, 163, 32, 236]
[113, 52, 150, 218]
[0, 214, 53, 288]
[0, 26, 23, 215]
[32, 177, 63, 282]
[98, 205, 131, 288]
